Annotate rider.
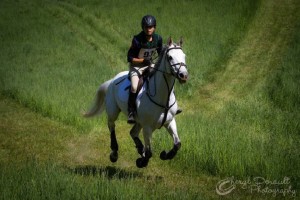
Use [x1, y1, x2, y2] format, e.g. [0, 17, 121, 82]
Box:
[127, 15, 162, 124]
[127, 15, 182, 124]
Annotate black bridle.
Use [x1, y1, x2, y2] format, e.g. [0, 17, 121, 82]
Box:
[153, 46, 187, 78]
[146, 45, 187, 128]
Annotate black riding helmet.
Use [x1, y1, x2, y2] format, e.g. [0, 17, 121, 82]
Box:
[141, 15, 156, 29]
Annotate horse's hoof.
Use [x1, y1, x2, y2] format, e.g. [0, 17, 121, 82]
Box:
[110, 151, 118, 163]
[175, 142, 181, 151]
[136, 157, 148, 168]
[160, 150, 168, 160]
[136, 158, 144, 168]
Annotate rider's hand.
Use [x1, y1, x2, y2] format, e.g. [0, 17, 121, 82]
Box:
[142, 58, 152, 66]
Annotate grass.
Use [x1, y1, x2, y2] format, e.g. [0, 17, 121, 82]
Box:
[1, 160, 199, 200]
[0, 0, 258, 130]
[0, 0, 299, 199]
[162, 0, 300, 186]
[0, 161, 196, 200]
[0, 96, 220, 200]
[0, 96, 284, 199]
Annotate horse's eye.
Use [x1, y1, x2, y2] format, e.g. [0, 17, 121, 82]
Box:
[168, 56, 173, 60]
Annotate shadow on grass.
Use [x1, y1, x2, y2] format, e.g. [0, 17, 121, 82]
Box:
[68, 165, 156, 180]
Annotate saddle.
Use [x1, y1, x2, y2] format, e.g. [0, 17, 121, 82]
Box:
[127, 67, 153, 94]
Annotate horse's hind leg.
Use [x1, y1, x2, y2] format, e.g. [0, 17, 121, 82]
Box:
[108, 119, 119, 163]
[130, 123, 143, 156]
[107, 101, 120, 163]
[105, 90, 121, 163]
[160, 118, 181, 160]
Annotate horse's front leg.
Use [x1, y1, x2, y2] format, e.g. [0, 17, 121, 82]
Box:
[136, 127, 153, 168]
[160, 118, 181, 160]
[130, 123, 143, 156]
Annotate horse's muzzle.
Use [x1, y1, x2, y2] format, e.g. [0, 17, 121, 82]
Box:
[178, 72, 188, 84]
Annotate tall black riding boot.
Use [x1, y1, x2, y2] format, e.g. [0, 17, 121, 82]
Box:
[127, 91, 137, 124]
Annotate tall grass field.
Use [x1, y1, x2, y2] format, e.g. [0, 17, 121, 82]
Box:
[1, 0, 299, 199]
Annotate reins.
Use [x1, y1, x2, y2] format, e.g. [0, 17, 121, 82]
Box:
[146, 75, 176, 129]
[145, 45, 185, 128]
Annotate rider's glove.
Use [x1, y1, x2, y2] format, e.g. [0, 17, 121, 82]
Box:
[142, 58, 152, 66]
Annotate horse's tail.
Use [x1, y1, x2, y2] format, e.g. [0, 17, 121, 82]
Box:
[83, 79, 112, 118]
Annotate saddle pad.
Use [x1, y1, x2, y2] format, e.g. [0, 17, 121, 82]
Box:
[116, 77, 145, 103]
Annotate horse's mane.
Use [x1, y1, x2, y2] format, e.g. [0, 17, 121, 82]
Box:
[154, 45, 168, 68]
[154, 42, 180, 68]
[148, 43, 177, 77]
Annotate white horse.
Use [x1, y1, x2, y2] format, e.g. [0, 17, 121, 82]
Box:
[84, 38, 188, 168]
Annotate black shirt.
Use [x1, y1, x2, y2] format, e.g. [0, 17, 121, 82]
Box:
[127, 31, 163, 63]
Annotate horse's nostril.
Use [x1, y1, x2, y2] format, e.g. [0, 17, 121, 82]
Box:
[179, 73, 187, 79]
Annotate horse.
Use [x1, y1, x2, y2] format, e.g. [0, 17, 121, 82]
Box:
[84, 37, 188, 168]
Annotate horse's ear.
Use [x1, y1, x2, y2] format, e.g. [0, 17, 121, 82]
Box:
[179, 37, 183, 47]
[167, 37, 173, 46]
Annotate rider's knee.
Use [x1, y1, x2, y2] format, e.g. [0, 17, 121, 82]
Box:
[130, 75, 139, 93]
[131, 85, 137, 93]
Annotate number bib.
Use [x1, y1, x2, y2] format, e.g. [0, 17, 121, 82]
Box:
[138, 48, 156, 59]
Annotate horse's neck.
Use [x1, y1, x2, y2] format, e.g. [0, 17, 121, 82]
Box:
[148, 56, 175, 105]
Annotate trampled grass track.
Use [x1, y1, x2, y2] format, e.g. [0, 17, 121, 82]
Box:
[197, 0, 300, 113]
[45, 1, 128, 70]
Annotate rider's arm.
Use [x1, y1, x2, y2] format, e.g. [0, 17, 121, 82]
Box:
[127, 37, 140, 63]
[127, 37, 147, 65]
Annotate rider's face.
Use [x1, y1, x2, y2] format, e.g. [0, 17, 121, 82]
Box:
[143, 26, 155, 36]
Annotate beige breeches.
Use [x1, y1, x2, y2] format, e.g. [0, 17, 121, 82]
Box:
[129, 65, 152, 93]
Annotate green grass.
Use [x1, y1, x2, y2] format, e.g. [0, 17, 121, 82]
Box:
[0, 0, 258, 130]
[1, 0, 299, 199]
[1, 160, 202, 200]
[1, 160, 204, 200]
[0, 96, 282, 200]
[0, 96, 221, 200]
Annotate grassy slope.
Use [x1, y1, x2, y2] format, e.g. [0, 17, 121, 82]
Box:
[199, 0, 300, 109]
[0, 95, 273, 200]
[175, 0, 300, 180]
[0, 0, 299, 199]
[0, 0, 257, 130]
[0, 96, 217, 199]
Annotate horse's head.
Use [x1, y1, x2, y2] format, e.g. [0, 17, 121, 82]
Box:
[165, 37, 189, 84]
